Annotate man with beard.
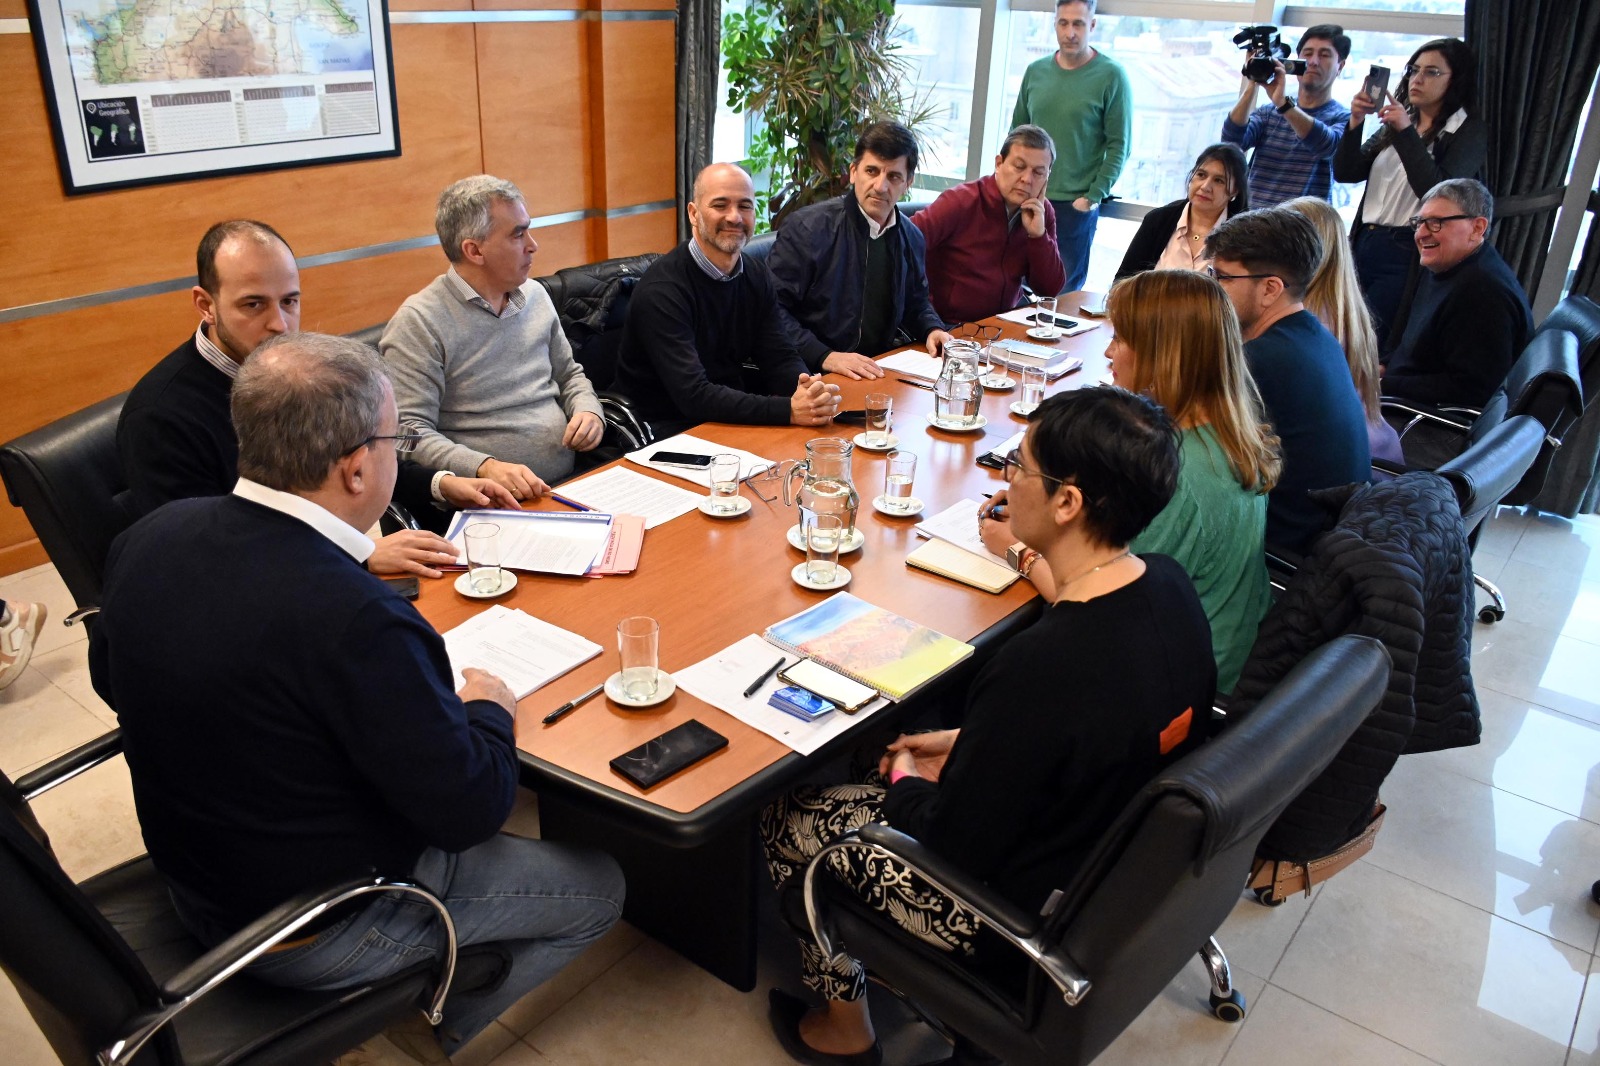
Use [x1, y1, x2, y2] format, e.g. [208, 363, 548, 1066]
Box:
[612, 163, 841, 436]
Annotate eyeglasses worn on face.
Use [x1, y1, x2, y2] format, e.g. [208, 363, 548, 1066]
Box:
[1001, 448, 1062, 491]
[1204, 267, 1277, 283]
[344, 431, 422, 457]
[1405, 65, 1448, 81]
[1409, 214, 1473, 233]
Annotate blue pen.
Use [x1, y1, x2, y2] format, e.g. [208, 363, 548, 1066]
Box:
[549, 493, 593, 512]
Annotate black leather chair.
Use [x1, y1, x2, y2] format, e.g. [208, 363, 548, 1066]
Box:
[0, 392, 135, 617]
[795, 636, 1390, 1065]
[1436, 414, 1547, 622]
[346, 322, 387, 350]
[0, 732, 512, 1066]
[1530, 294, 1600, 515]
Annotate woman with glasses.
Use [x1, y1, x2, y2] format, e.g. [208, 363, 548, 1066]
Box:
[1334, 37, 1486, 350]
[983, 270, 1279, 694]
[1280, 196, 1404, 466]
[1115, 143, 1249, 281]
[762, 386, 1215, 1066]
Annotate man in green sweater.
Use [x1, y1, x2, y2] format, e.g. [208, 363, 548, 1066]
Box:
[1011, 0, 1132, 292]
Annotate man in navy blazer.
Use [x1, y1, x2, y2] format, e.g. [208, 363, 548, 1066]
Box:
[768, 121, 953, 379]
[91, 333, 623, 1058]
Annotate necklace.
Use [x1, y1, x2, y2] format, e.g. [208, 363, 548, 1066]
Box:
[1057, 549, 1132, 592]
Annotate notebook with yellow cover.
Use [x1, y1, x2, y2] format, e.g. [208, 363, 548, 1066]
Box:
[906, 537, 1019, 594]
[763, 593, 974, 701]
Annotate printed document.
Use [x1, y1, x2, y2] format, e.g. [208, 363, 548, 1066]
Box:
[444, 509, 612, 576]
[442, 605, 602, 699]
[556, 466, 704, 529]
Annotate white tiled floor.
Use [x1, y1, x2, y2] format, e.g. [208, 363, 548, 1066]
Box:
[4, 504, 1600, 1065]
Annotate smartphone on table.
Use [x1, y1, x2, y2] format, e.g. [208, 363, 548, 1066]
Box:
[649, 451, 713, 469]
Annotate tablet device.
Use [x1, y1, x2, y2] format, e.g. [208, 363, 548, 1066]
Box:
[610, 720, 728, 789]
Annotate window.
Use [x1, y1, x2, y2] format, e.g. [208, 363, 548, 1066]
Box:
[894, 4, 983, 193]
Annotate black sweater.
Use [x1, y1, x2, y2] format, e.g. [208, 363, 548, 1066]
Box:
[1114, 198, 1186, 281]
[612, 243, 808, 426]
[89, 496, 518, 935]
[884, 554, 1216, 913]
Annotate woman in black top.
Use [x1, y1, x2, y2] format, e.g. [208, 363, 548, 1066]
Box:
[763, 386, 1217, 1066]
[1115, 143, 1249, 281]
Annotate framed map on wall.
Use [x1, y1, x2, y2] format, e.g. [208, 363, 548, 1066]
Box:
[25, 0, 399, 194]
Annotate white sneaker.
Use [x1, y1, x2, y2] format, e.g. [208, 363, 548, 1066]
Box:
[0, 601, 47, 691]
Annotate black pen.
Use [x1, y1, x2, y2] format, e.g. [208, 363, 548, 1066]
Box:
[896, 377, 935, 391]
[543, 683, 604, 724]
[743, 657, 788, 698]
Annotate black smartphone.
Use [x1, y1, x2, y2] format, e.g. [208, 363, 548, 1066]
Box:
[1364, 65, 1390, 106]
[610, 720, 729, 789]
[649, 450, 713, 468]
[833, 409, 867, 425]
[382, 576, 420, 600]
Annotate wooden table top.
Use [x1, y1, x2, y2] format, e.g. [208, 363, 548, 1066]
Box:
[412, 296, 1113, 830]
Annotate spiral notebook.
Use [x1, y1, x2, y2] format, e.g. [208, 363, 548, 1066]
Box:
[763, 593, 974, 701]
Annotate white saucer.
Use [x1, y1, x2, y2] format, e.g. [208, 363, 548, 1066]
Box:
[786, 524, 866, 554]
[926, 413, 989, 433]
[1026, 326, 1062, 341]
[1010, 400, 1040, 418]
[980, 375, 1016, 390]
[604, 669, 676, 708]
[792, 562, 852, 590]
[455, 569, 518, 599]
[698, 495, 751, 517]
[873, 494, 923, 517]
[852, 432, 899, 452]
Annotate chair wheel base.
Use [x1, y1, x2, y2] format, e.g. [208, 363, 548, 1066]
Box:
[1591, 879, 1600, 906]
[1253, 886, 1286, 907]
[1478, 605, 1505, 624]
[1210, 989, 1246, 1022]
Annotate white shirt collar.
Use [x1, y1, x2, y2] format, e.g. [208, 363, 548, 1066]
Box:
[232, 478, 375, 564]
[858, 200, 898, 240]
[194, 324, 241, 380]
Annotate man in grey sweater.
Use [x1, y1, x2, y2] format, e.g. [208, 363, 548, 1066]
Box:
[382, 176, 605, 499]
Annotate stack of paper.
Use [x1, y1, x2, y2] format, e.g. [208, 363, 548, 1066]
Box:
[995, 305, 1101, 337]
[587, 514, 646, 577]
[444, 509, 613, 576]
[555, 467, 704, 529]
[878, 348, 944, 381]
[441, 604, 603, 699]
[625, 432, 776, 488]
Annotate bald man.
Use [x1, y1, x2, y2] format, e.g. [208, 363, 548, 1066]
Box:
[611, 164, 840, 435]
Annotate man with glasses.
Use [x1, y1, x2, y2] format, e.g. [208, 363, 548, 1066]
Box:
[383, 176, 606, 501]
[119, 219, 514, 576]
[1010, 0, 1130, 292]
[1221, 24, 1352, 209]
[1383, 179, 1533, 409]
[92, 333, 624, 1064]
[1206, 208, 1370, 552]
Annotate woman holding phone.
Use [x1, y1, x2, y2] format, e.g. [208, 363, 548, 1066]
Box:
[1334, 37, 1486, 349]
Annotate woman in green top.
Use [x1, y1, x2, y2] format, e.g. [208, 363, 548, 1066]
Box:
[982, 269, 1280, 691]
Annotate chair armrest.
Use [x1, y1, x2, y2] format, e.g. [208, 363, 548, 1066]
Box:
[15, 729, 123, 800]
[65, 605, 100, 627]
[1371, 457, 1407, 478]
[802, 824, 1092, 1007]
[103, 876, 461, 1066]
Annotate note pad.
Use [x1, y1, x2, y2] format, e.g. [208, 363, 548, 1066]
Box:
[906, 537, 1018, 594]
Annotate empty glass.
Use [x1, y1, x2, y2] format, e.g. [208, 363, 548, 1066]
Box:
[864, 393, 893, 447]
[707, 453, 742, 513]
[463, 522, 503, 594]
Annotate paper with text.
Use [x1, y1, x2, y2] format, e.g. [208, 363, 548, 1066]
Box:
[626, 432, 777, 488]
[555, 467, 703, 529]
[442, 605, 603, 699]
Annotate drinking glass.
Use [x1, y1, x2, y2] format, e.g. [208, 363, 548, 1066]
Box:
[1020, 366, 1047, 415]
[707, 453, 742, 513]
[864, 393, 892, 447]
[1034, 296, 1061, 340]
[463, 522, 503, 594]
[882, 452, 917, 514]
[617, 616, 660, 700]
[805, 514, 842, 584]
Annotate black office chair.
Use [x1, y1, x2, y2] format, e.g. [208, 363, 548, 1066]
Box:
[0, 732, 512, 1066]
[1530, 295, 1600, 516]
[1381, 328, 1582, 473]
[1436, 414, 1548, 622]
[346, 322, 388, 350]
[0, 392, 135, 620]
[794, 636, 1390, 1065]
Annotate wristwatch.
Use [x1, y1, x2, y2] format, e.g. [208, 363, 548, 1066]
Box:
[1276, 97, 1297, 114]
[1005, 542, 1040, 576]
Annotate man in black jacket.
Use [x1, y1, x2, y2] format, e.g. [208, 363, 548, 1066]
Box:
[768, 122, 953, 379]
[117, 219, 517, 575]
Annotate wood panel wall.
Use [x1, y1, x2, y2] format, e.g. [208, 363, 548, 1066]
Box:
[0, 0, 679, 576]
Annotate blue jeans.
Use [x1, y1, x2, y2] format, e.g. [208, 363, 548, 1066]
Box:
[1352, 223, 1416, 352]
[240, 835, 624, 1052]
[1049, 199, 1099, 293]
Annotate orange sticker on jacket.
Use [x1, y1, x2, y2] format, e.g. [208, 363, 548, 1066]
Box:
[1159, 706, 1194, 756]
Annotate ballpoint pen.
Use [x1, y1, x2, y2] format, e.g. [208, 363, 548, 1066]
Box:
[549, 493, 593, 512]
[543, 683, 604, 724]
[742, 657, 788, 698]
[896, 378, 935, 391]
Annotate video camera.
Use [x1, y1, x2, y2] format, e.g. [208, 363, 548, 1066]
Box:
[1233, 25, 1307, 84]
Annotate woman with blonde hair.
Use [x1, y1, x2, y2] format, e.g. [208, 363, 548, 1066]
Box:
[1281, 196, 1404, 465]
[982, 269, 1280, 692]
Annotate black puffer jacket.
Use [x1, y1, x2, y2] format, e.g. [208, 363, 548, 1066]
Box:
[1229, 471, 1478, 860]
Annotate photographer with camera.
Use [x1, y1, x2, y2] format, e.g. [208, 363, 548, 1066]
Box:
[1221, 24, 1351, 210]
[1335, 37, 1486, 351]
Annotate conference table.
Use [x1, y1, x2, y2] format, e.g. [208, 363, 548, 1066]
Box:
[413, 294, 1113, 989]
